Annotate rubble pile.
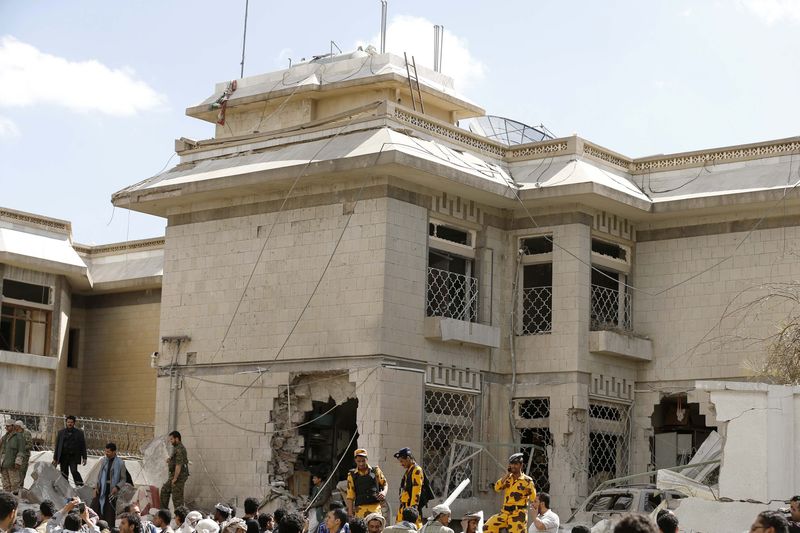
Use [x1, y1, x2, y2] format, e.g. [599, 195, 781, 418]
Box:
[14, 436, 171, 514]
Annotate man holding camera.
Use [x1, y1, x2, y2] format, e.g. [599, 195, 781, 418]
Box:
[484, 453, 536, 533]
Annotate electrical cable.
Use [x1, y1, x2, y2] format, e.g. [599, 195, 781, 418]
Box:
[185, 366, 379, 434]
[502, 157, 800, 297]
[646, 159, 712, 195]
[182, 368, 377, 389]
[205, 110, 375, 368]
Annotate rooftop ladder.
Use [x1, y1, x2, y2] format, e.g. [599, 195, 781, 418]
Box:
[404, 52, 425, 114]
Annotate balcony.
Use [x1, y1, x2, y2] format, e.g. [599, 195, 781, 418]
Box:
[425, 267, 499, 348]
[589, 284, 652, 361]
[590, 284, 632, 332]
[520, 286, 552, 335]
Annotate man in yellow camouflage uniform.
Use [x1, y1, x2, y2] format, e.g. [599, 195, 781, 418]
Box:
[346, 449, 388, 518]
[483, 453, 536, 533]
[394, 447, 424, 527]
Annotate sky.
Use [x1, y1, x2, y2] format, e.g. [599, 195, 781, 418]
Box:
[2, 0, 800, 244]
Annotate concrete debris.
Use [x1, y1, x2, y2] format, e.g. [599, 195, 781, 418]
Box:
[136, 435, 171, 487]
[656, 469, 717, 501]
[269, 373, 355, 487]
[672, 497, 783, 533]
[29, 461, 77, 504]
[678, 429, 721, 482]
[19, 436, 170, 515]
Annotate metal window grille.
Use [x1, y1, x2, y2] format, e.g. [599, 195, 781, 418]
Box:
[520, 287, 552, 335]
[514, 398, 553, 492]
[423, 388, 477, 498]
[590, 285, 632, 331]
[426, 267, 478, 322]
[0, 410, 154, 458]
[587, 400, 632, 491]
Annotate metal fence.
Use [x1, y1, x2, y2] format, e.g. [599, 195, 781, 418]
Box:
[423, 388, 478, 498]
[0, 410, 154, 458]
[520, 287, 552, 335]
[587, 400, 632, 492]
[426, 267, 478, 323]
[590, 285, 632, 331]
[514, 398, 553, 492]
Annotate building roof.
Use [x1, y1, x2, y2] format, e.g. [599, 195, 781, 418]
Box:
[111, 53, 800, 223]
[0, 208, 163, 292]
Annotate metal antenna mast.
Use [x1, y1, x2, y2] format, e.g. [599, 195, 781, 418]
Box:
[240, 0, 250, 78]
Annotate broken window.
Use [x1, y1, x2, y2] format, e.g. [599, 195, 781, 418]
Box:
[590, 237, 632, 332]
[521, 236, 553, 255]
[0, 303, 51, 356]
[427, 221, 478, 322]
[429, 222, 471, 246]
[423, 388, 477, 498]
[514, 398, 553, 492]
[651, 395, 717, 470]
[591, 239, 627, 261]
[2, 279, 51, 304]
[588, 400, 632, 492]
[519, 235, 553, 335]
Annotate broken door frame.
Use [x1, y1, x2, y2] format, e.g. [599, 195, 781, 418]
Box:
[444, 439, 546, 496]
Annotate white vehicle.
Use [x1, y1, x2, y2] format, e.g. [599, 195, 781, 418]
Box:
[559, 484, 688, 531]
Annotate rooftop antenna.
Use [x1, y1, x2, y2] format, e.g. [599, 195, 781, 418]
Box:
[239, 0, 249, 78]
[433, 25, 444, 72]
[380, 0, 388, 53]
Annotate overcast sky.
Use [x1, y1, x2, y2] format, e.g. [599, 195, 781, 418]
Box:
[2, 0, 799, 244]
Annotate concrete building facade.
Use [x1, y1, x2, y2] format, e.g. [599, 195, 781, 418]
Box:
[6, 50, 795, 515]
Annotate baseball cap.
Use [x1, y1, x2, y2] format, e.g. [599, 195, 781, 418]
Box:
[508, 452, 525, 464]
[14, 420, 25, 428]
[393, 447, 412, 459]
[354, 448, 368, 457]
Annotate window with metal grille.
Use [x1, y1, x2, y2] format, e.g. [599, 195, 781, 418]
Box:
[588, 400, 632, 491]
[423, 388, 477, 498]
[521, 264, 552, 335]
[514, 398, 553, 492]
[590, 237, 632, 332]
[427, 221, 478, 323]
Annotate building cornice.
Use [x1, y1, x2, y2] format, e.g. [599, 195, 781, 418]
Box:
[0, 208, 71, 235]
[73, 237, 165, 256]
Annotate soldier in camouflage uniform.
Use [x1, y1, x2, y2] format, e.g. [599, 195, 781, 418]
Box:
[15, 421, 32, 488]
[161, 430, 189, 508]
[483, 453, 536, 533]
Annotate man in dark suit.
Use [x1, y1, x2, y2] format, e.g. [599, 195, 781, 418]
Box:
[52, 415, 87, 486]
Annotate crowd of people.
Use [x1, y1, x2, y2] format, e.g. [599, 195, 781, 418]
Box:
[0, 420, 798, 533]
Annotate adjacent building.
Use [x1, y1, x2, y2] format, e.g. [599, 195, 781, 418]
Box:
[0, 208, 161, 426]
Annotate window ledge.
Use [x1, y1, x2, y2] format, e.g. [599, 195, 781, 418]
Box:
[424, 317, 501, 348]
[0, 350, 58, 370]
[589, 330, 653, 362]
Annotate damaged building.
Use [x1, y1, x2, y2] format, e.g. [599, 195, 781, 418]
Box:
[5, 48, 800, 518]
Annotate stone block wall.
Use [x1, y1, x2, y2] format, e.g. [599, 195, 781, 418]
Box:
[78, 292, 160, 423]
[635, 226, 800, 382]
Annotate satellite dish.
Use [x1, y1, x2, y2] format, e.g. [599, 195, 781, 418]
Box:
[462, 115, 555, 146]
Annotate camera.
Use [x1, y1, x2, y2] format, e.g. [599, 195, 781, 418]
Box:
[78, 502, 86, 514]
